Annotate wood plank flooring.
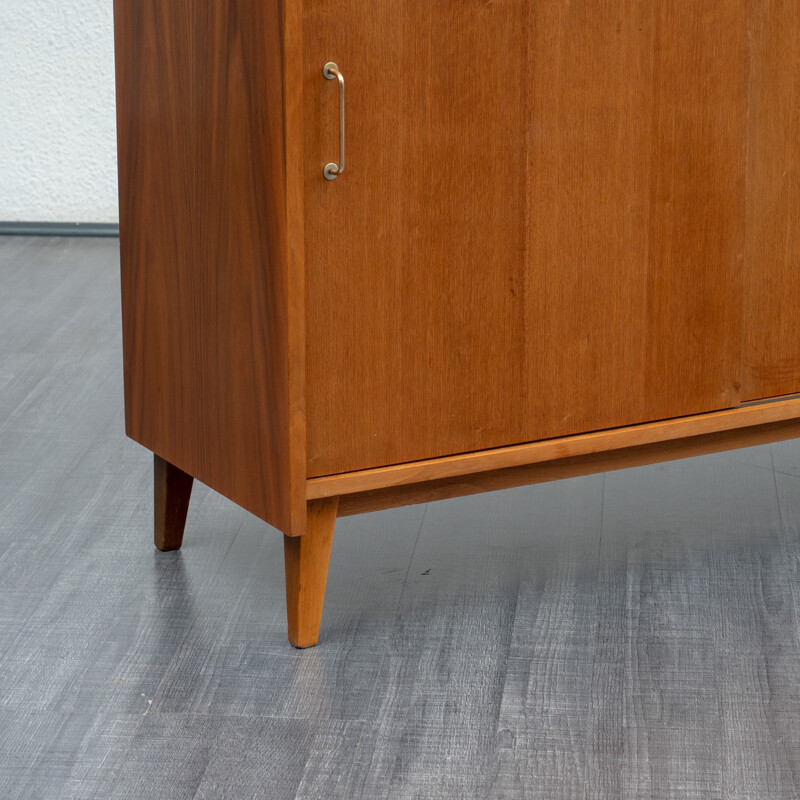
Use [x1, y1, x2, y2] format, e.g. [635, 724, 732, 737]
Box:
[0, 236, 799, 798]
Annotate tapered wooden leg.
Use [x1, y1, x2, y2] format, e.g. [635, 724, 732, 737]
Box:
[154, 454, 194, 552]
[283, 497, 339, 648]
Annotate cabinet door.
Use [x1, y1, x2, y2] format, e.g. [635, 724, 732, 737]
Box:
[304, 1, 747, 477]
[743, 1, 800, 401]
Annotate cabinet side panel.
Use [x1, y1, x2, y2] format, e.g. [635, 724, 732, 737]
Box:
[114, 0, 298, 532]
[743, 0, 800, 400]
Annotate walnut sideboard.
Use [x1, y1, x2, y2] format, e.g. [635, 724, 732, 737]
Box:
[113, 1, 800, 647]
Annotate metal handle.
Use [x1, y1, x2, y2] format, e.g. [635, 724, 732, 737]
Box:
[323, 62, 345, 180]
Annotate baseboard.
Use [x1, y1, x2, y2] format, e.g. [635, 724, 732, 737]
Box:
[0, 221, 119, 238]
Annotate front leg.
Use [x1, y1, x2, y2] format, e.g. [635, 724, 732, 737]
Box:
[283, 497, 339, 648]
[153, 454, 193, 551]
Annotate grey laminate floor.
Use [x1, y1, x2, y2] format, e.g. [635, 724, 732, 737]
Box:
[1, 236, 800, 799]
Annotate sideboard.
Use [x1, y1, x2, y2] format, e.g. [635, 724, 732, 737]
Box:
[114, 0, 800, 647]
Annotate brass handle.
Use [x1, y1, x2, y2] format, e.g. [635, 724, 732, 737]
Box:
[323, 62, 345, 181]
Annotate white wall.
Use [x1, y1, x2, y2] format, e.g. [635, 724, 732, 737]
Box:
[0, 2, 118, 223]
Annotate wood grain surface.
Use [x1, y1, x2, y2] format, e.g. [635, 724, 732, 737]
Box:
[309, 398, 800, 499]
[304, 0, 748, 476]
[3, 236, 800, 799]
[743, 0, 800, 400]
[335, 417, 800, 517]
[115, 0, 800, 504]
[114, 0, 306, 535]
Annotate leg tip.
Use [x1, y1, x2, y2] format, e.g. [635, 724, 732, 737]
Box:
[288, 632, 320, 649]
[154, 540, 182, 552]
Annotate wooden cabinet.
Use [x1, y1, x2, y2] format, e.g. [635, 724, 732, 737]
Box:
[114, 0, 800, 647]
